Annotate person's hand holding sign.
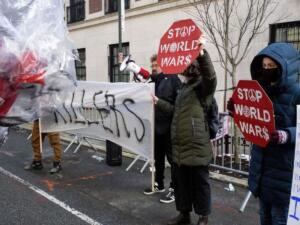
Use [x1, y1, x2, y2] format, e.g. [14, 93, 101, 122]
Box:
[151, 93, 158, 105]
[269, 130, 289, 145]
[196, 36, 206, 56]
[226, 98, 234, 117]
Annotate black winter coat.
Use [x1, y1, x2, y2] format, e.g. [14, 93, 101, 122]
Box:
[249, 43, 300, 206]
[152, 73, 181, 135]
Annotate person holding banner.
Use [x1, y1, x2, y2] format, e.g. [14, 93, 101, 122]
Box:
[24, 120, 62, 174]
[143, 54, 181, 204]
[154, 38, 216, 225]
[228, 43, 300, 225]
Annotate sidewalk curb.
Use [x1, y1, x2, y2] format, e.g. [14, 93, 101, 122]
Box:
[209, 172, 248, 188]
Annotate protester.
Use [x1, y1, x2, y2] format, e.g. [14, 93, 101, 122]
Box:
[24, 120, 62, 174]
[227, 43, 300, 225]
[153, 37, 216, 225]
[143, 54, 182, 204]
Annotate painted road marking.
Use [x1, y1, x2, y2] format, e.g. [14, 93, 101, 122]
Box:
[0, 166, 103, 225]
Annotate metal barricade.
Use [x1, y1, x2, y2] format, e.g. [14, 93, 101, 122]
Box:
[210, 135, 253, 213]
[63, 107, 105, 154]
[210, 135, 251, 176]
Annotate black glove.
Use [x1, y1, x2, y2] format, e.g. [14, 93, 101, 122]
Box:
[226, 98, 234, 117]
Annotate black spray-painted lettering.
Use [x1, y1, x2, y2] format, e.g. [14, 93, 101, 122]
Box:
[93, 91, 112, 133]
[123, 98, 145, 142]
[53, 89, 146, 142]
[105, 92, 130, 138]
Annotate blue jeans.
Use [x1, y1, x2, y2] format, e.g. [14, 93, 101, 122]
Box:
[259, 200, 289, 225]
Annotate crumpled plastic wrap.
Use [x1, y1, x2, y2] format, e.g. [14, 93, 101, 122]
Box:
[0, 0, 77, 128]
[0, 126, 8, 148]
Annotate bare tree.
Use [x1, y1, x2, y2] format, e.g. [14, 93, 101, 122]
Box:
[187, 0, 280, 163]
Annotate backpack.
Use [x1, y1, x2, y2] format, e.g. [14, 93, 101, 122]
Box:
[195, 91, 219, 139]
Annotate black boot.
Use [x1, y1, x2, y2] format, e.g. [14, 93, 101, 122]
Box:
[49, 161, 62, 174]
[197, 215, 208, 225]
[166, 212, 191, 225]
[24, 160, 43, 170]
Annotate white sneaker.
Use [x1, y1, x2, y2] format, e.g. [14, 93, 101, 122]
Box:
[143, 182, 165, 195]
[160, 188, 175, 203]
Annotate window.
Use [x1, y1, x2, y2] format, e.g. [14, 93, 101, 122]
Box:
[105, 0, 130, 14]
[270, 21, 300, 81]
[67, 0, 85, 24]
[89, 0, 102, 14]
[109, 43, 130, 82]
[75, 49, 86, 81]
[270, 21, 300, 51]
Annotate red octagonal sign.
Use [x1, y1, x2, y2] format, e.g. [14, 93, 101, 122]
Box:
[232, 80, 275, 147]
[157, 19, 202, 74]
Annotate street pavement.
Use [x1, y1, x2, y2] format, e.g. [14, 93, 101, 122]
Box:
[0, 127, 260, 225]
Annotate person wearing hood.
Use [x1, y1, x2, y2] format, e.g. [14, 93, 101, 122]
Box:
[227, 43, 300, 225]
[153, 38, 217, 225]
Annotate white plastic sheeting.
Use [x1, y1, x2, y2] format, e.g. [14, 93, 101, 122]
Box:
[0, 0, 77, 127]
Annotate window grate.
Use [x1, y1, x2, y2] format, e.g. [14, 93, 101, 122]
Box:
[270, 21, 300, 82]
[105, 0, 130, 14]
[75, 48, 86, 81]
[109, 43, 130, 82]
[67, 1, 85, 24]
[270, 21, 300, 51]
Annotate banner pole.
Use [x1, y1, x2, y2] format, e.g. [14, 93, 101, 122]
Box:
[39, 118, 43, 154]
[151, 84, 155, 192]
[239, 191, 252, 213]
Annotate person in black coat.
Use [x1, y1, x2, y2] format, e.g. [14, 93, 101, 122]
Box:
[143, 54, 182, 204]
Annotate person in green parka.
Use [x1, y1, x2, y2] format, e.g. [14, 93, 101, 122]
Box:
[153, 37, 217, 225]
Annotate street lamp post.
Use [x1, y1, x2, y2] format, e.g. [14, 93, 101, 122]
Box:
[118, 0, 123, 66]
[106, 0, 123, 166]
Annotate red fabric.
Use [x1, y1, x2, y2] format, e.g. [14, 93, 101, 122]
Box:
[13, 51, 46, 86]
[0, 77, 18, 117]
[0, 51, 46, 117]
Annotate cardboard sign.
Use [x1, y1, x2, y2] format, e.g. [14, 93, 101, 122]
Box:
[157, 19, 202, 74]
[231, 80, 275, 147]
[288, 106, 300, 224]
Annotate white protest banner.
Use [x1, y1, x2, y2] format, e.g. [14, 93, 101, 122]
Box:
[287, 105, 300, 224]
[41, 81, 154, 160]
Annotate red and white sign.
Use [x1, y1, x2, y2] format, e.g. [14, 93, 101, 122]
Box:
[157, 19, 202, 74]
[232, 80, 275, 147]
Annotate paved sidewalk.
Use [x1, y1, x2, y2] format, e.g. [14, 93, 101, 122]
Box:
[0, 128, 259, 225]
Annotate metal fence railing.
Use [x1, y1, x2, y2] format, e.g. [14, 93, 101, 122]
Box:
[210, 135, 252, 176]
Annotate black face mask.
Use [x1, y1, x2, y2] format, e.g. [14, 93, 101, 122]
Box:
[258, 68, 282, 85]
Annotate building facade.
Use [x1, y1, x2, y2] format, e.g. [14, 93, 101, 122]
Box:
[65, 0, 300, 110]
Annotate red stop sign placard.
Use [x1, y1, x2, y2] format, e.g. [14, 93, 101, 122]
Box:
[157, 19, 202, 74]
[232, 80, 275, 147]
